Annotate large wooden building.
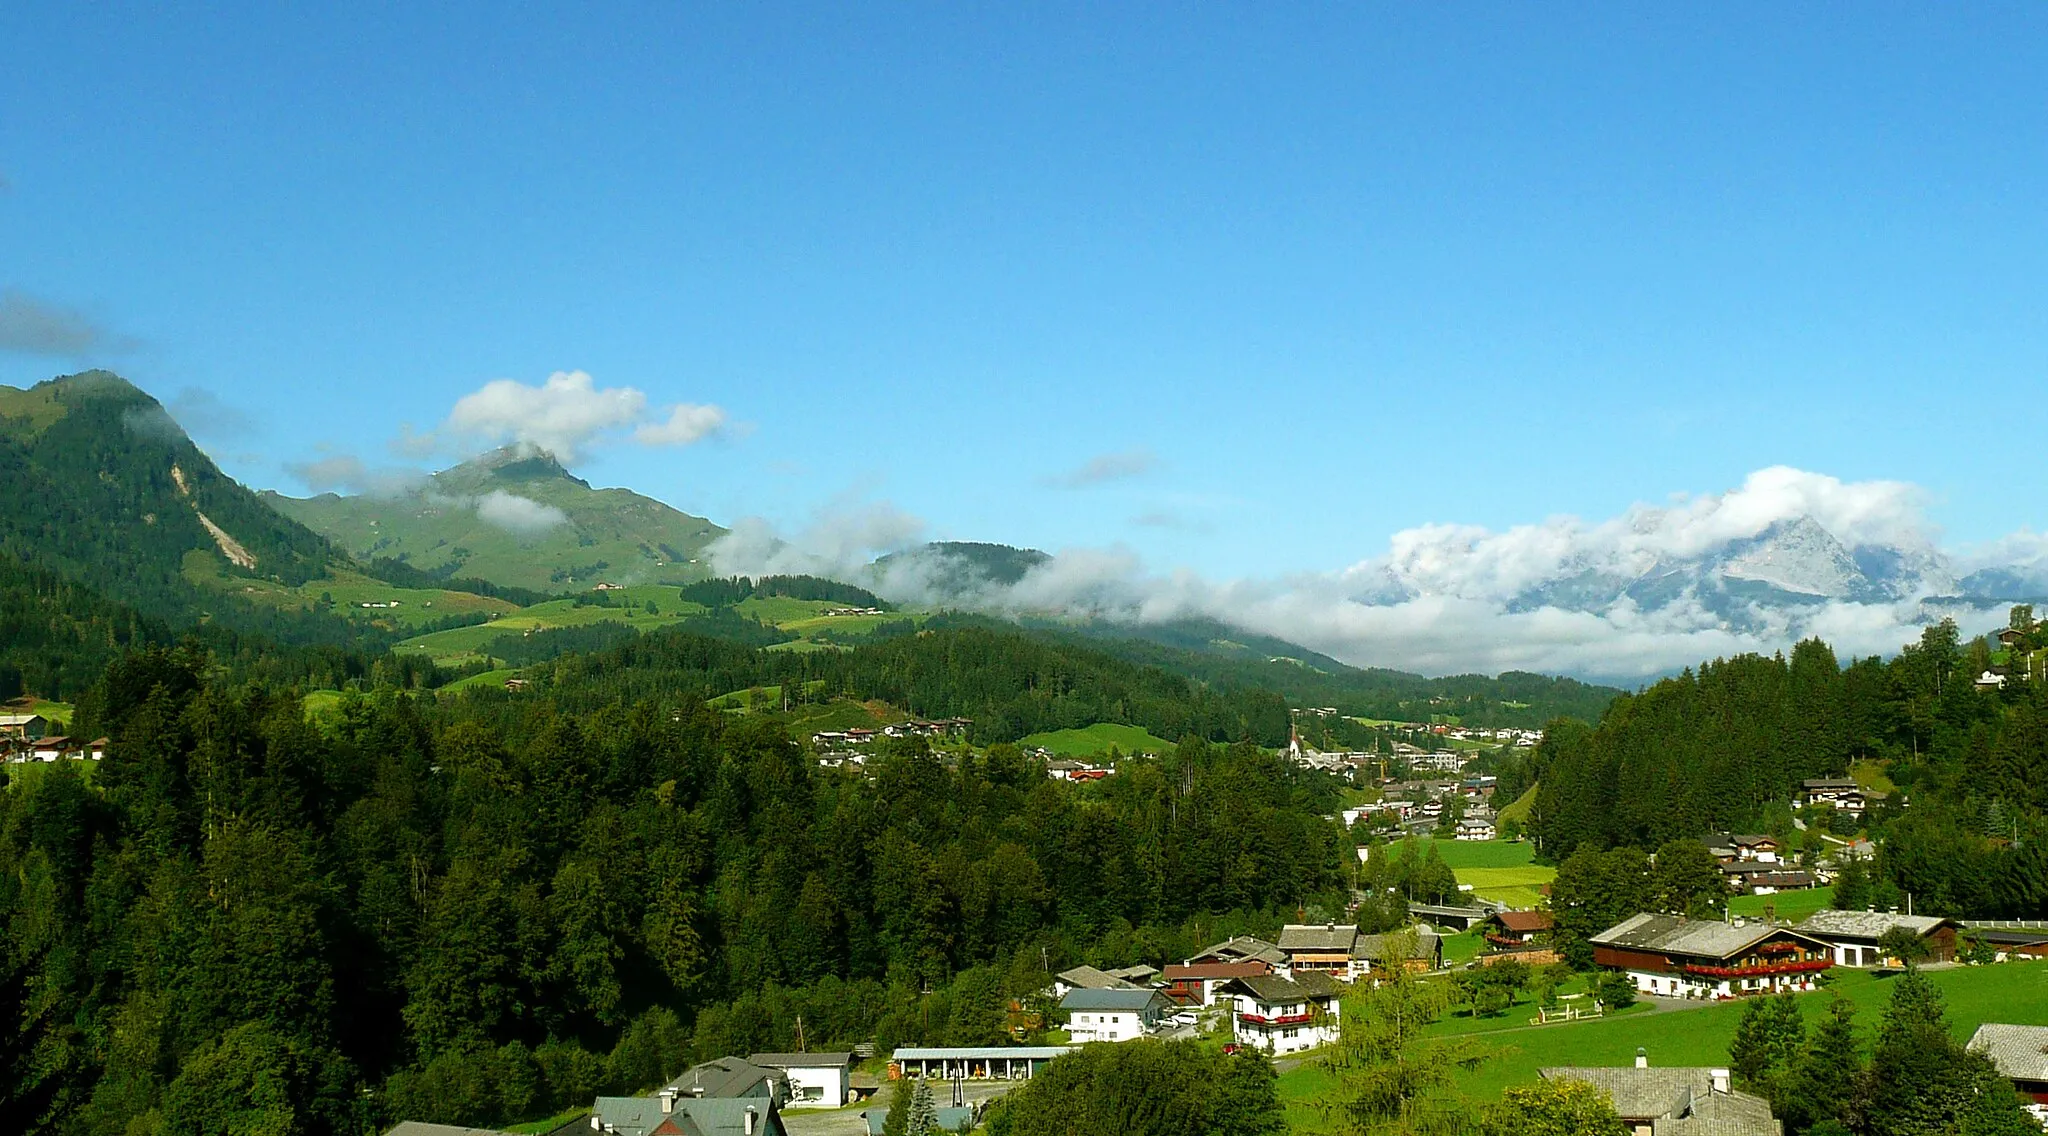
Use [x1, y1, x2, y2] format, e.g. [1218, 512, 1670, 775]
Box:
[1590, 914, 1832, 1000]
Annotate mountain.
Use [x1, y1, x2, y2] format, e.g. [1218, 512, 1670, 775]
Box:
[266, 445, 727, 593]
[0, 371, 338, 622]
[870, 540, 1052, 597]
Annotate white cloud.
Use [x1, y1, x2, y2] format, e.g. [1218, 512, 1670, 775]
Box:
[286, 453, 426, 497]
[842, 466, 2019, 681]
[475, 490, 569, 533]
[708, 497, 928, 580]
[634, 403, 726, 446]
[437, 370, 727, 461]
[0, 289, 134, 356]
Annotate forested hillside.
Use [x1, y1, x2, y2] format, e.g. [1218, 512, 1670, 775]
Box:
[1518, 615, 2048, 917]
[0, 640, 1346, 1133]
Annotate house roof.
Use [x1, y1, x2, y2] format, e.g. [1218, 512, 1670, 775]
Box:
[592, 1096, 671, 1136]
[1221, 971, 1343, 1004]
[0, 714, 46, 727]
[1188, 936, 1287, 967]
[662, 1099, 788, 1136]
[1105, 964, 1160, 982]
[893, 1046, 1076, 1061]
[1969, 1024, 2048, 1081]
[1793, 909, 1951, 942]
[384, 1125, 515, 1136]
[1802, 778, 1859, 790]
[1354, 929, 1442, 962]
[663, 1057, 778, 1100]
[1539, 1068, 1780, 1134]
[1059, 987, 1167, 1013]
[1494, 910, 1554, 933]
[1278, 924, 1357, 953]
[749, 1052, 852, 1069]
[1590, 914, 1821, 961]
[1162, 961, 1271, 982]
[1054, 965, 1136, 990]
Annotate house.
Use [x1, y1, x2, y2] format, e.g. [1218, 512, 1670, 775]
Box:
[1960, 920, 2048, 961]
[1407, 903, 1492, 932]
[2000, 627, 2029, 649]
[1968, 1024, 2048, 1125]
[27, 736, 74, 762]
[1976, 670, 2009, 690]
[589, 1095, 788, 1136]
[890, 1046, 1075, 1080]
[1103, 964, 1160, 985]
[1060, 987, 1169, 1043]
[665, 1057, 783, 1103]
[1162, 960, 1273, 1006]
[749, 1053, 854, 1108]
[1590, 914, 1832, 999]
[1185, 935, 1289, 969]
[384, 1125, 517, 1136]
[1792, 909, 1958, 967]
[1051, 964, 1138, 998]
[1725, 868, 1815, 896]
[1278, 924, 1360, 979]
[1483, 910, 1554, 949]
[592, 582, 625, 591]
[1455, 816, 1497, 841]
[1045, 759, 1108, 782]
[1540, 1054, 1782, 1136]
[1218, 972, 1342, 1056]
[0, 713, 49, 741]
[1354, 929, 1443, 974]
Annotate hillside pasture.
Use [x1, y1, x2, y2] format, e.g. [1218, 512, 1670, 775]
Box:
[1019, 723, 1178, 757]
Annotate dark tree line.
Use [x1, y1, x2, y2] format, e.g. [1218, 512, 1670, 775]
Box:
[0, 633, 1346, 1134]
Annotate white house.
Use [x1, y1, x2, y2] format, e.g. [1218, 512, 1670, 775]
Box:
[1060, 987, 1169, 1043]
[749, 1053, 854, 1108]
[1217, 972, 1341, 1056]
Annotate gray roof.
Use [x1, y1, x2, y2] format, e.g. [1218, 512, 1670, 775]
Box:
[1540, 1068, 1780, 1135]
[1590, 914, 1821, 962]
[1278, 924, 1357, 952]
[1794, 909, 1950, 942]
[1969, 1024, 2048, 1081]
[1190, 936, 1288, 967]
[1055, 964, 1136, 990]
[590, 1096, 670, 1136]
[1105, 964, 1160, 982]
[750, 1051, 853, 1069]
[1355, 929, 1442, 962]
[384, 1125, 515, 1136]
[1220, 971, 1343, 1004]
[663, 1057, 779, 1100]
[666, 1099, 789, 1136]
[1060, 987, 1167, 1013]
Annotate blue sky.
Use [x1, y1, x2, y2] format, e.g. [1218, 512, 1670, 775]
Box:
[2, 4, 2044, 602]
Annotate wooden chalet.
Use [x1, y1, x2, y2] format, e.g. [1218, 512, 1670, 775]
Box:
[1590, 914, 1832, 1000]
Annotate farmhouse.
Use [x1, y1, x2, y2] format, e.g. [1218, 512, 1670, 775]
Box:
[1792, 909, 1958, 967]
[1185, 935, 1289, 969]
[748, 1053, 854, 1108]
[1354, 929, 1444, 974]
[1060, 987, 1169, 1043]
[1051, 964, 1139, 998]
[0, 713, 49, 741]
[1278, 924, 1359, 979]
[1590, 914, 1832, 999]
[1407, 903, 1491, 932]
[1218, 972, 1342, 1056]
[1484, 910, 1554, 948]
[588, 1095, 788, 1136]
[1968, 1024, 2048, 1125]
[1961, 921, 2048, 961]
[1540, 1057, 1781, 1136]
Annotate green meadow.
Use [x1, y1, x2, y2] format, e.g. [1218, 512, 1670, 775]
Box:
[1018, 723, 1179, 757]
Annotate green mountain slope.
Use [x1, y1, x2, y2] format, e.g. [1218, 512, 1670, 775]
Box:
[0, 371, 338, 621]
[264, 445, 727, 593]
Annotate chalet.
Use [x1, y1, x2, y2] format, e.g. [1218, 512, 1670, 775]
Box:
[1218, 972, 1342, 1056]
[1104, 963, 1159, 985]
[1792, 909, 1957, 967]
[1483, 910, 1554, 949]
[1723, 867, 1815, 896]
[1590, 914, 1832, 999]
[0, 713, 49, 741]
[1407, 903, 1491, 932]
[1454, 816, 1497, 841]
[1060, 987, 1169, 1043]
[1540, 1055, 1781, 1136]
[1999, 627, 2029, 649]
[588, 1095, 788, 1136]
[1185, 935, 1288, 969]
[1801, 777, 1862, 807]
[1354, 929, 1444, 974]
[1976, 670, 2009, 690]
[1162, 960, 1272, 1006]
[503, 677, 530, 692]
[748, 1053, 853, 1109]
[1968, 1024, 2048, 1125]
[1045, 759, 1107, 782]
[1278, 924, 1359, 979]
[27, 736, 74, 762]
[891, 1046, 1075, 1080]
[664, 1057, 783, 1103]
[1051, 965, 1137, 998]
[591, 582, 624, 591]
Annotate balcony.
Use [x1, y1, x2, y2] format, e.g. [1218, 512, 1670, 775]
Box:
[1681, 959, 1831, 978]
[1238, 1011, 1316, 1027]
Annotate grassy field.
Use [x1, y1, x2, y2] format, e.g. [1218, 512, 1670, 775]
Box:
[1729, 885, 1836, 923]
[11, 699, 74, 727]
[195, 561, 526, 631]
[1495, 783, 1538, 825]
[1849, 758, 1897, 793]
[1412, 839, 1538, 870]
[442, 669, 519, 693]
[1278, 962, 2048, 1129]
[1018, 723, 1178, 757]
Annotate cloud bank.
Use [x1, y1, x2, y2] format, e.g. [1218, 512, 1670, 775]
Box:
[711, 466, 2027, 681]
[474, 490, 569, 533]
[0, 289, 133, 356]
[1041, 447, 1159, 489]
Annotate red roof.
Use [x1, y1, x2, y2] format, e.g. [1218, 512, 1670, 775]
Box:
[1494, 910, 1554, 933]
